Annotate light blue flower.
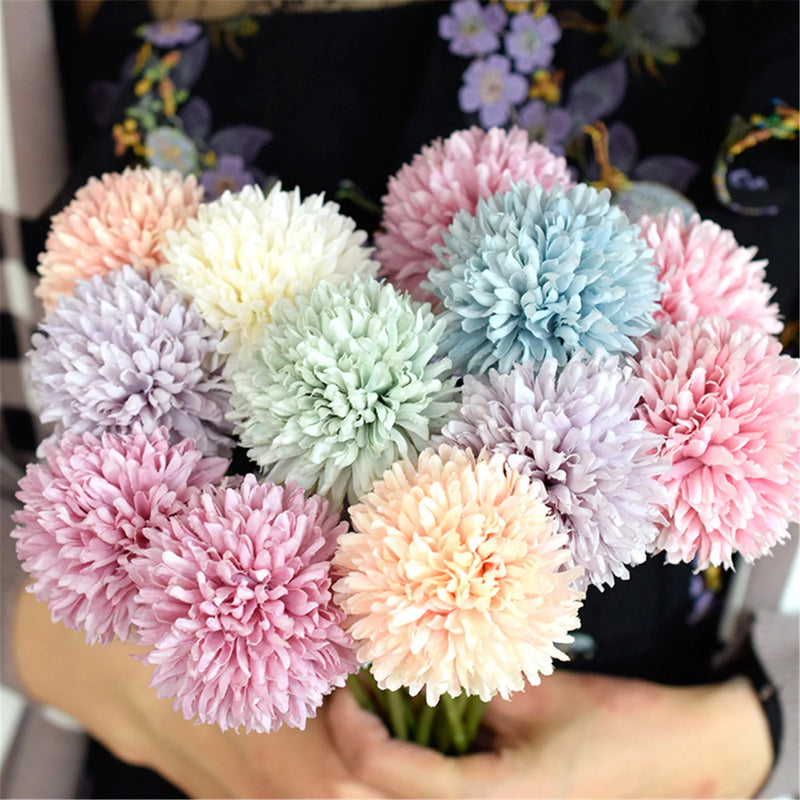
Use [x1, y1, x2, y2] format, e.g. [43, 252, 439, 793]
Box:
[429, 181, 660, 374]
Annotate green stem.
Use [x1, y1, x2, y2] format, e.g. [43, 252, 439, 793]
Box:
[464, 695, 488, 744]
[346, 672, 376, 715]
[413, 701, 438, 747]
[385, 690, 409, 741]
[441, 693, 469, 755]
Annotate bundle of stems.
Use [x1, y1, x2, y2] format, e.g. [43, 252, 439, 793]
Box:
[346, 669, 488, 755]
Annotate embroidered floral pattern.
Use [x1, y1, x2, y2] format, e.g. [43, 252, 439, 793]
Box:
[94, 17, 273, 199]
[439, 0, 703, 214]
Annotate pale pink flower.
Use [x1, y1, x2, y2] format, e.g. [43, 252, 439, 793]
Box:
[375, 126, 573, 302]
[636, 318, 800, 569]
[12, 429, 228, 644]
[334, 445, 583, 705]
[132, 475, 356, 733]
[640, 209, 782, 334]
[36, 167, 202, 310]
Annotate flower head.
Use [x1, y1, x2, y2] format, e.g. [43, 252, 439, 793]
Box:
[376, 127, 573, 303]
[140, 19, 202, 47]
[334, 445, 583, 705]
[438, 0, 507, 57]
[162, 183, 376, 355]
[29, 265, 233, 456]
[36, 167, 202, 311]
[640, 209, 782, 334]
[459, 55, 528, 129]
[440, 353, 668, 590]
[431, 181, 660, 374]
[635, 318, 800, 569]
[504, 12, 561, 73]
[12, 430, 228, 644]
[132, 475, 356, 733]
[229, 277, 458, 506]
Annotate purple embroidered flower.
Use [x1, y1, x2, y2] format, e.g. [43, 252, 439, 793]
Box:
[517, 100, 572, 155]
[141, 20, 203, 48]
[201, 154, 255, 199]
[504, 12, 561, 73]
[145, 127, 198, 175]
[438, 0, 507, 57]
[459, 55, 528, 128]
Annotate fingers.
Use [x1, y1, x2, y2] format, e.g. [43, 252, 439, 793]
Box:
[326, 689, 505, 799]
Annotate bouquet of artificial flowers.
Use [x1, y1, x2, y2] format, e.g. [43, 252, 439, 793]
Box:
[13, 127, 799, 753]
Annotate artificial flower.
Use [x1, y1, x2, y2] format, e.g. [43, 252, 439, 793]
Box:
[438, 0, 507, 57]
[639, 209, 782, 334]
[334, 445, 583, 705]
[36, 166, 202, 311]
[430, 181, 660, 374]
[636, 317, 800, 569]
[229, 277, 458, 506]
[440, 353, 668, 590]
[132, 475, 356, 733]
[162, 183, 376, 355]
[28, 265, 233, 457]
[13, 429, 227, 644]
[458, 54, 528, 129]
[376, 126, 573, 302]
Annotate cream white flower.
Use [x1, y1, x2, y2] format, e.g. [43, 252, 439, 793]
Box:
[162, 183, 377, 355]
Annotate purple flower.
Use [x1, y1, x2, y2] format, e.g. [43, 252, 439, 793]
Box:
[504, 12, 561, 73]
[459, 55, 528, 128]
[517, 100, 572, 155]
[141, 20, 203, 47]
[201, 154, 256, 199]
[439, 352, 668, 591]
[438, 0, 507, 57]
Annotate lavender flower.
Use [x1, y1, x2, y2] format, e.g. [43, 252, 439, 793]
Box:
[459, 55, 528, 128]
[440, 353, 668, 590]
[140, 19, 203, 47]
[517, 100, 572, 156]
[438, 0, 507, 57]
[504, 12, 561, 73]
[201, 154, 255, 199]
[29, 265, 233, 456]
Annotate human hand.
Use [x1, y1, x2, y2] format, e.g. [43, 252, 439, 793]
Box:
[13, 589, 384, 799]
[327, 669, 773, 799]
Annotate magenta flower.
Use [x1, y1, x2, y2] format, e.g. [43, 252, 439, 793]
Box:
[132, 475, 357, 733]
[504, 12, 561, 73]
[12, 430, 228, 644]
[636, 318, 800, 569]
[438, 0, 507, 57]
[459, 55, 528, 128]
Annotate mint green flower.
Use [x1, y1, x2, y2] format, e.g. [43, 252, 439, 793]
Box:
[229, 278, 458, 506]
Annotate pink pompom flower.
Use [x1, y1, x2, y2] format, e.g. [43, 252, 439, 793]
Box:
[131, 475, 357, 733]
[334, 445, 583, 706]
[36, 166, 203, 310]
[375, 126, 573, 302]
[640, 209, 782, 334]
[12, 429, 228, 644]
[636, 318, 800, 569]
